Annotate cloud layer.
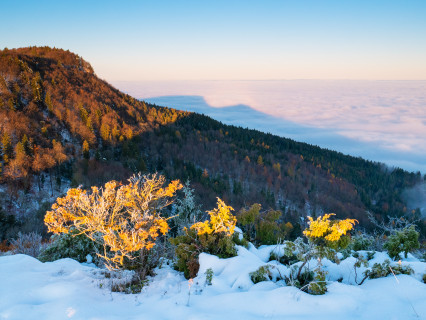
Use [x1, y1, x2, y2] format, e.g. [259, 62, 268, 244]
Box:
[113, 80, 426, 173]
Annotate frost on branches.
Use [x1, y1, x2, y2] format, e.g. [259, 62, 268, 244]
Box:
[44, 173, 182, 270]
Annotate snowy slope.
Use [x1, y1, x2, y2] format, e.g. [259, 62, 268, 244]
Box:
[0, 247, 425, 320]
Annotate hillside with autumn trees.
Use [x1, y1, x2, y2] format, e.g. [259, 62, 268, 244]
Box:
[0, 46, 424, 241]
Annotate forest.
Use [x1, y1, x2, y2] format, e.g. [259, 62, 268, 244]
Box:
[0, 46, 424, 244]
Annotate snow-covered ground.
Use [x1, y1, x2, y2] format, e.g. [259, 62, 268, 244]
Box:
[1, 245, 425, 320]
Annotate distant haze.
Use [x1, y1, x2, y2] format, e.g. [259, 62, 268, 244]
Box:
[113, 80, 426, 174]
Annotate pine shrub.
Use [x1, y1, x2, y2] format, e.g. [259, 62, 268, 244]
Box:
[383, 226, 420, 260]
[38, 230, 102, 263]
[171, 198, 237, 279]
[365, 259, 413, 279]
[250, 265, 272, 284]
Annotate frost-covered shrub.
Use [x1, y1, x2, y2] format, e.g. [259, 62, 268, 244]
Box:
[308, 264, 328, 295]
[98, 269, 146, 294]
[349, 233, 375, 251]
[283, 214, 358, 295]
[366, 251, 375, 260]
[169, 181, 203, 237]
[285, 264, 314, 290]
[236, 204, 293, 245]
[38, 229, 102, 264]
[285, 261, 327, 295]
[171, 198, 238, 279]
[10, 232, 44, 257]
[170, 228, 200, 279]
[171, 227, 237, 279]
[44, 173, 181, 280]
[353, 254, 369, 285]
[269, 241, 299, 265]
[232, 232, 249, 248]
[365, 259, 414, 279]
[205, 268, 213, 286]
[250, 265, 272, 284]
[383, 226, 420, 260]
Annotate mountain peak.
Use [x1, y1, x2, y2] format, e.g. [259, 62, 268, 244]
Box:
[1, 46, 94, 75]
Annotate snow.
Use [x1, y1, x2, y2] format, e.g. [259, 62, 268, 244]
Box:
[0, 247, 425, 320]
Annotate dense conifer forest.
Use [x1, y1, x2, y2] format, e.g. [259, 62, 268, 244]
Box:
[0, 46, 424, 241]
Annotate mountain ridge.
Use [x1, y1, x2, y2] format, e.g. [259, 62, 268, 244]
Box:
[0, 46, 423, 239]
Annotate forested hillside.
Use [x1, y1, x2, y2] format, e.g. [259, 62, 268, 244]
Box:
[0, 47, 423, 241]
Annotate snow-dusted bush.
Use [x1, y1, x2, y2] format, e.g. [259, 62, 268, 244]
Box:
[205, 268, 213, 286]
[236, 203, 294, 245]
[349, 232, 375, 251]
[285, 264, 314, 290]
[171, 198, 237, 279]
[170, 181, 203, 236]
[10, 232, 44, 257]
[44, 173, 182, 279]
[308, 263, 328, 295]
[269, 241, 299, 265]
[96, 269, 146, 294]
[303, 213, 357, 252]
[365, 259, 413, 279]
[383, 226, 420, 260]
[38, 230, 102, 264]
[282, 214, 358, 295]
[250, 265, 272, 284]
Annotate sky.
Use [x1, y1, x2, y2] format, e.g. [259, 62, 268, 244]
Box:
[1, 0, 426, 81]
[2, 0, 426, 174]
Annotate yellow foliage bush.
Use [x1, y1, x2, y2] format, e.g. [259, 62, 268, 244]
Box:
[191, 198, 236, 236]
[171, 198, 237, 279]
[303, 213, 358, 246]
[45, 173, 182, 270]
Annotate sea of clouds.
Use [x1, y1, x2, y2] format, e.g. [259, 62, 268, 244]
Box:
[113, 80, 426, 175]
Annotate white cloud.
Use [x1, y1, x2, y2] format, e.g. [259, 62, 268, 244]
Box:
[113, 80, 426, 173]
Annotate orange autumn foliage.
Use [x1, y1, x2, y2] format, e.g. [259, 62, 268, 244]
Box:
[303, 213, 358, 243]
[191, 198, 236, 236]
[45, 173, 182, 269]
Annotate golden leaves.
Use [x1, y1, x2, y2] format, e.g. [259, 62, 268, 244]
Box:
[44, 173, 181, 270]
[191, 198, 236, 236]
[303, 213, 358, 243]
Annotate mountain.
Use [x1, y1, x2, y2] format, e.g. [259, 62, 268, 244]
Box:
[0, 47, 423, 239]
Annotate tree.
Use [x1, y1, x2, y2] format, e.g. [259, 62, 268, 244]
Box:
[44, 91, 53, 112]
[100, 123, 110, 142]
[82, 140, 89, 159]
[21, 134, 32, 156]
[31, 72, 42, 103]
[172, 181, 203, 235]
[44, 173, 182, 272]
[1, 132, 13, 164]
[6, 142, 31, 179]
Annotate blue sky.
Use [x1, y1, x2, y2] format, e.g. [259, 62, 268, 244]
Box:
[2, 0, 426, 81]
